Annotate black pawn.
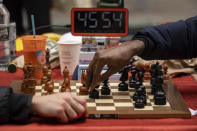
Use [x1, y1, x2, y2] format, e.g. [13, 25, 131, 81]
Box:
[133, 80, 141, 101]
[135, 97, 145, 108]
[154, 90, 166, 105]
[101, 78, 111, 95]
[139, 85, 146, 96]
[89, 89, 99, 99]
[118, 67, 128, 91]
[135, 80, 142, 89]
[133, 92, 138, 101]
[133, 84, 146, 105]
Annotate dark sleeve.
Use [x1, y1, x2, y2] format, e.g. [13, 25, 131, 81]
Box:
[133, 15, 197, 60]
[0, 86, 33, 124]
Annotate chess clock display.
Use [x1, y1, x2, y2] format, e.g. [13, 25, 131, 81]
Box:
[71, 8, 128, 36]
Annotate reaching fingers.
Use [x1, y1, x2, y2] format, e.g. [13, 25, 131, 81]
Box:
[90, 61, 104, 90]
[86, 55, 97, 87]
[99, 66, 117, 82]
[100, 65, 124, 82]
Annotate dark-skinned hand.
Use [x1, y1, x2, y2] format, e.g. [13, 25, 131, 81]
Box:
[86, 40, 145, 91]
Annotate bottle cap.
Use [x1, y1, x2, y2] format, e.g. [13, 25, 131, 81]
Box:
[8, 63, 17, 73]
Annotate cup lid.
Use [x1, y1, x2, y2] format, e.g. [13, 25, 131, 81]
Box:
[57, 40, 81, 45]
[21, 35, 47, 40]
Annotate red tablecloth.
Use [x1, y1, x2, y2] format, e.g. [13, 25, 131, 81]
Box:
[0, 69, 197, 131]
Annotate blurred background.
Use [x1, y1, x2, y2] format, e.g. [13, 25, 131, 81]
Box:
[4, 0, 197, 35]
[52, 0, 197, 34]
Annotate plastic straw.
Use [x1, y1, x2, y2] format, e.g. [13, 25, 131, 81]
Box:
[31, 14, 36, 38]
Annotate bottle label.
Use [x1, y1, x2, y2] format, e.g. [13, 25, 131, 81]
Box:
[0, 26, 9, 41]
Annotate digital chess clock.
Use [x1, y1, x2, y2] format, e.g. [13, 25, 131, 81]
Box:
[71, 8, 128, 36]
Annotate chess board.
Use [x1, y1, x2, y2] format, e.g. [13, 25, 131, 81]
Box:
[11, 80, 191, 119]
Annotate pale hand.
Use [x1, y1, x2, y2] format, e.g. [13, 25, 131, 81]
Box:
[31, 92, 87, 123]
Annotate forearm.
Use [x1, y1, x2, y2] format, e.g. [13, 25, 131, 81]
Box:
[133, 15, 197, 60]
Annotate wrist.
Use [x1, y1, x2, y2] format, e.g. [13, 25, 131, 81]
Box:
[132, 40, 145, 56]
[123, 40, 145, 58]
[30, 96, 39, 113]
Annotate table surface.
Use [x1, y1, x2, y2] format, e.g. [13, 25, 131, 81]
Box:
[0, 68, 197, 131]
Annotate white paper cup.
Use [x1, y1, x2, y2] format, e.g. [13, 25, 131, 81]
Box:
[58, 40, 81, 75]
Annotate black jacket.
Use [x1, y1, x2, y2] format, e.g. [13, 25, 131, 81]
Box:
[0, 86, 33, 124]
[134, 15, 197, 60]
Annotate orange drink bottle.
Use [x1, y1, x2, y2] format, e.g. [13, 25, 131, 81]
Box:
[22, 35, 47, 79]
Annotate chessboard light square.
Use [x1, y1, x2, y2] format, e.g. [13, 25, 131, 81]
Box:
[166, 102, 170, 106]
[111, 89, 119, 92]
[54, 83, 59, 86]
[148, 95, 154, 99]
[87, 103, 96, 107]
[36, 86, 42, 90]
[76, 83, 82, 86]
[35, 92, 42, 96]
[95, 99, 114, 103]
[134, 106, 153, 110]
[79, 95, 89, 99]
[113, 95, 131, 99]
[42, 89, 45, 92]
[76, 89, 79, 93]
[146, 89, 151, 92]
[71, 86, 77, 89]
[143, 82, 150, 86]
[114, 102, 133, 107]
[96, 106, 116, 111]
[146, 99, 150, 103]
[53, 89, 59, 93]
[129, 92, 134, 96]
[109, 83, 119, 86]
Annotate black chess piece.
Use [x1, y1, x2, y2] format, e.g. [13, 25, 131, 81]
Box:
[151, 62, 163, 95]
[135, 97, 145, 108]
[152, 73, 164, 95]
[133, 91, 138, 101]
[89, 89, 99, 99]
[136, 85, 147, 104]
[138, 69, 144, 84]
[129, 65, 137, 88]
[151, 75, 157, 95]
[150, 75, 156, 86]
[118, 67, 129, 91]
[138, 85, 146, 96]
[151, 84, 157, 95]
[133, 80, 142, 100]
[154, 90, 166, 105]
[135, 80, 141, 89]
[95, 85, 100, 89]
[101, 78, 111, 95]
[133, 84, 146, 105]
